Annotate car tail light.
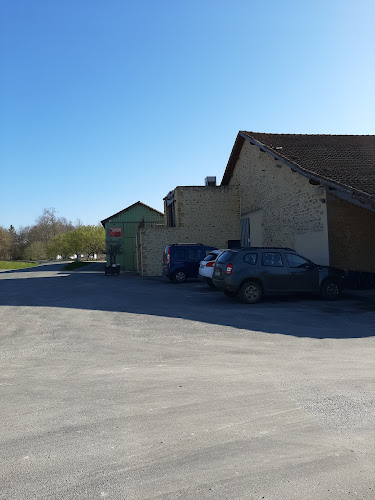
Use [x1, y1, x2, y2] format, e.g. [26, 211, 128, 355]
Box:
[206, 262, 215, 268]
[167, 248, 170, 264]
[226, 263, 233, 274]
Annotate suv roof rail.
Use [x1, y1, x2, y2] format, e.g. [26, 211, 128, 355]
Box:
[241, 246, 296, 252]
[170, 243, 203, 246]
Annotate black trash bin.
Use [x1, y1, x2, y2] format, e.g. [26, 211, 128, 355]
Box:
[105, 265, 121, 276]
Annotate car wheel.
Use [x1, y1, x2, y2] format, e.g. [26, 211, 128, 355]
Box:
[238, 281, 263, 304]
[173, 270, 187, 284]
[320, 279, 342, 300]
[207, 278, 215, 288]
[224, 289, 237, 297]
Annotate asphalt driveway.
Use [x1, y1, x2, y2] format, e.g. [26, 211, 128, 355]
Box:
[0, 262, 374, 499]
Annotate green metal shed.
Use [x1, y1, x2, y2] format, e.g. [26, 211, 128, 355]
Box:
[101, 201, 164, 271]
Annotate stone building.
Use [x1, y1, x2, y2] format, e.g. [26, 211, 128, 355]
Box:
[137, 183, 240, 276]
[222, 132, 375, 272]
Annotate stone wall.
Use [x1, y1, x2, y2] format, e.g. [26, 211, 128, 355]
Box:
[139, 186, 240, 276]
[228, 140, 330, 264]
[327, 194, 375, 272]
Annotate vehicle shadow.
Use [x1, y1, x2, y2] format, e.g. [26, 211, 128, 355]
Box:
[0, 264, 374, 339]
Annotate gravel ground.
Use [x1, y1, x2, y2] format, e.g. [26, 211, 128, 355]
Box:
[0, 261, 374, 499]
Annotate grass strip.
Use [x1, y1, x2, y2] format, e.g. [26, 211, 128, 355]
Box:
[0, 261, 39, 269]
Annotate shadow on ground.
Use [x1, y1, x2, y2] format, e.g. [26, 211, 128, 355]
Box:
[1, 262, 374, 339]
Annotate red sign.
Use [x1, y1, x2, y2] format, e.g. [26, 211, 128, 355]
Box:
[108, 227, 122, 237]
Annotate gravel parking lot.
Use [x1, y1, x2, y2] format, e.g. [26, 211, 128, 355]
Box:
[0, 262, 374, 499]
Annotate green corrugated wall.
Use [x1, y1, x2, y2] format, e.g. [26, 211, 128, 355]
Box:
[104, 203, 164, 271]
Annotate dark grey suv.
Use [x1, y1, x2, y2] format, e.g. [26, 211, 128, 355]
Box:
[212, 247, 346, 304]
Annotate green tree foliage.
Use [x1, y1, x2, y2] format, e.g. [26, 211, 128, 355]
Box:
[23, 241, 46, 260]
[80, 225, 105, 258]
[46, 233, 71, 259]
[45, 225, 105, 260]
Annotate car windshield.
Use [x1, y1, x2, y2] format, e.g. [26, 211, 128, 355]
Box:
[203, 253, 218, 262]
[217, 251, 233, 264]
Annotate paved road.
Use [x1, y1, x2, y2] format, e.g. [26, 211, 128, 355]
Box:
[0, 262, 374, 499]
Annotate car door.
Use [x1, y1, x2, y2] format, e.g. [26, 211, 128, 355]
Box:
[259, 251, 290, 292]
[186, 246, 203, 277]
[171, 246, 186, 274]
[285, 253, 319, 291]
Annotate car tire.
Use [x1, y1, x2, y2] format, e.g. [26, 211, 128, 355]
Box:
[224, 289, 237, 297]
[238, 281, 263, 304]
[320, 279, 342, 300]
[173, 270, 187, 284]
[207, 278, 215, 288]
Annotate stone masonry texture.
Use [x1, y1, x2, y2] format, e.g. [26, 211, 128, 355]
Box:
[228, 140, 329, 261]
[139, 186, 240, 276]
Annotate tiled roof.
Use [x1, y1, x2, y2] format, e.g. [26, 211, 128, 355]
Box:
[221, 132, 375, 204]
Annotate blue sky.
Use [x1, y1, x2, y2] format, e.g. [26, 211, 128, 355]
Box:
[1, 0, 374, 229]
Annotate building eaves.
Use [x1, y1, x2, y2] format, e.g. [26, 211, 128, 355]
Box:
[221, 131, 375, 207]
[101, 201, 164, 227]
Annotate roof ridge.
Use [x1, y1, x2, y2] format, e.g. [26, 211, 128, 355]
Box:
[242, 131, 375, 137]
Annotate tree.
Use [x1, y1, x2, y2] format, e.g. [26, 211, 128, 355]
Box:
[66, 229, 85, 259]
[23, 241, 46, 260]
[106, 241, 122, 266]
[46, 233, 71, 259]
[8, 225, 18, 260]
[32, 208, 74, 244]
[0, 227, 11, 260]
[81, 225, 105, 259]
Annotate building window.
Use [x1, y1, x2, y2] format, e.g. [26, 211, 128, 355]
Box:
[241, 218, 250, 247]
[167, 202, 175, 227]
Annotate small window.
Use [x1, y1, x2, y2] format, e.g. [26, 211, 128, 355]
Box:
[187, 247, 202, 261]
[262, 252, 283, 267]
[244, 253, 257, 265]
[286, 253, 310, 268]
[203, 253, 218, 262]
[173, 248, 185, 261]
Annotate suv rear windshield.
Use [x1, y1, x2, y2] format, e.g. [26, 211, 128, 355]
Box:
[217, 251, 233, 264]
[203, 252, 218, 262]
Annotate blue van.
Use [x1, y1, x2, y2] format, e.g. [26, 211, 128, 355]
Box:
[163, 243, 217, 283]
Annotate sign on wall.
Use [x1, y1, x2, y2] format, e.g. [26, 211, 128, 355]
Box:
[108, 227, 122, 237]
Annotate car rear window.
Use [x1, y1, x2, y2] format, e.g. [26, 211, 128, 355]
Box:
[203, 253, 218, 262]
[217, 251, 233, 264]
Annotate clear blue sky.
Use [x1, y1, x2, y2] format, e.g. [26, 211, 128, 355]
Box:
[1, 0, 374, 229]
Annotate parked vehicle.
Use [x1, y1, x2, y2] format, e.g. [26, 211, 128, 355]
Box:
[212, 247, 346, 303]
[163, 243, 217, 283]
[199, 249, 226, 287]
